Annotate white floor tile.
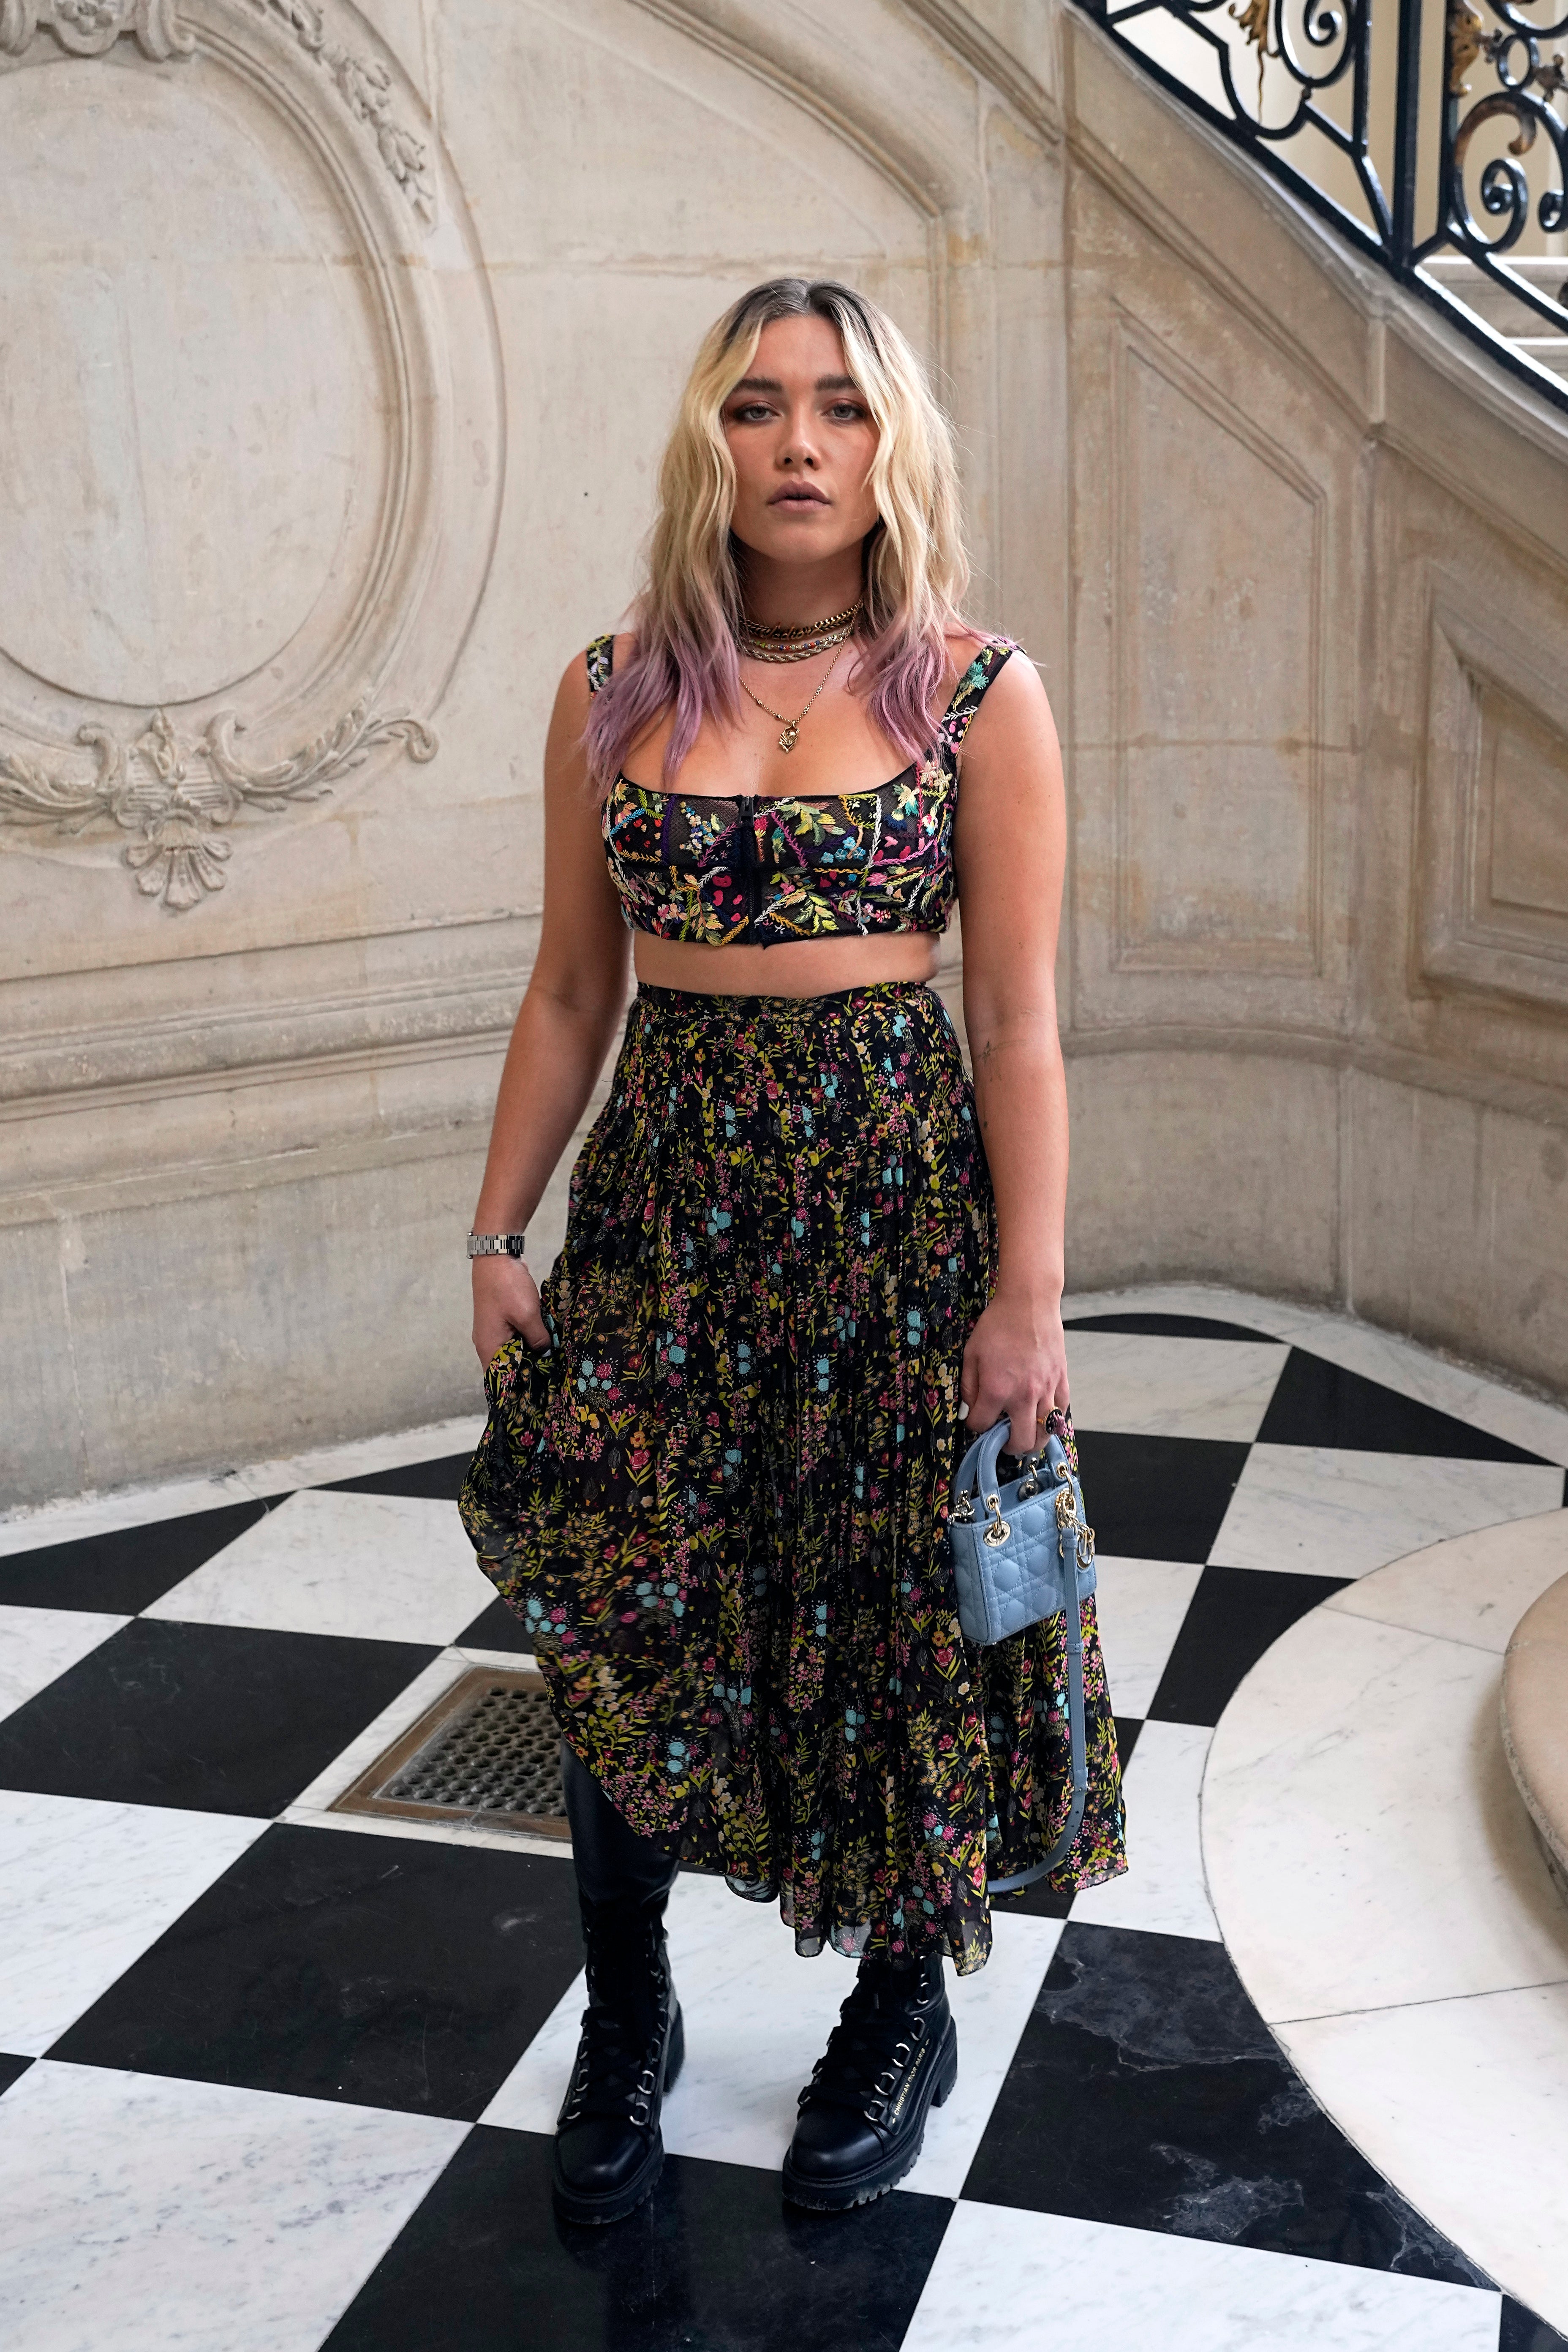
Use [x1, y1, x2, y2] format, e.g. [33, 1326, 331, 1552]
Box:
[1070, 1719, 1220, 1941]
[1323, 1507, 1568, 1654]
[1065, 1332, 1288, 1442]
[902, 1916, 1063, 2200]
[0, 1606, 127, 1721]
[1209, 1444, 1564, 1579]
[1092, 1557, 1204, 1718]
[0, 1793, 267, 2053]
[0, 1473, 256, 1558]
[1279, 1983, 1568, 2336]
[902, 2201, 1502, 2351]
[0, 2062, 466, 2352]
[1203, 1607, 1568, 2021]
[142, 1488, 498, 1644]
[482, 1872, 1061, 2194]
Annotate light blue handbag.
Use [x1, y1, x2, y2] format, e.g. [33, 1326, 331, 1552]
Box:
[947, 1418, 1097, 1894]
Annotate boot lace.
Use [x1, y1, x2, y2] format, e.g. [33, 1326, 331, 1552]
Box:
[796, 1965, 939, 2129]
[559, 1921, 670, 2131]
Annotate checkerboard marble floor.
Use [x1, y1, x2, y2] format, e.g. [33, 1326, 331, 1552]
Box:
[4, 1290, 1568, 2352]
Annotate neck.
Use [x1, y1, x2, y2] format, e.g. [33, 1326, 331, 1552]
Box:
[736, 549, 863, 629]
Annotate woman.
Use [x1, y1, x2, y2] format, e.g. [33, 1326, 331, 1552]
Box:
[460, 278, 1125, 2225]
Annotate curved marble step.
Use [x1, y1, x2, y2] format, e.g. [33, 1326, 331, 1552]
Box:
[1504, 1571, 1568, 1911]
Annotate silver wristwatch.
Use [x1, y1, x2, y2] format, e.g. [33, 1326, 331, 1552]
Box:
[467, 1232, 527, 1259]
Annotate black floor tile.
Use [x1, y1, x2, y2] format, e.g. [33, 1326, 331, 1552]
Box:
[323, 2129, 953, 2352]
[459, 1595, 534, 1653]
[50, 1822, 583, 2120]
[1502, 2298, 1568, 2352]
[1073, 1432, 1251, 1564]
[1256, 1349, 1552, 1464]
[1148, 1567, 1349, 1727]
[0, 2053, 34, 2098]
[0, 1498, 269, 1614]
[1066, 1312, 1277, 1343]
[324, 1454, 472, 1502]
[964, 1924, 1489, 2283]
[0, 1618, 436, 1816]
[994, 1719, 1143, 1922]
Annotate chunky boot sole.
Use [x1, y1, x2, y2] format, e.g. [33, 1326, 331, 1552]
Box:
[551, 2004, 686, 2227]
[781, 2016, 958, 2212]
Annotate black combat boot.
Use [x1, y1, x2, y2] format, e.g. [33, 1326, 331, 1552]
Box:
[553, 1742, 684, 2226]
[781, 1946, 957, 2210]
[552, 1886, 685, 2224]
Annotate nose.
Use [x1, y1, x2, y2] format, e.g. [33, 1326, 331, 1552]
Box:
[779, 402, 820, 471]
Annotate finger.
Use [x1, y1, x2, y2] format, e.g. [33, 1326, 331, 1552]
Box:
[515, 1296, 548, 1348]
[1006, 1397, 1044, 1462]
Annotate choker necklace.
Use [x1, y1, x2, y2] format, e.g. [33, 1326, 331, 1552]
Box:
[737, 602, 860, 664]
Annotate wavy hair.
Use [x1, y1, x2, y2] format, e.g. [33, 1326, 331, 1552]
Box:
[583, 277, 972, 795]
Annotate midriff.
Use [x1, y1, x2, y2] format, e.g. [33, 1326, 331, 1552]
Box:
[633, 927, 942, 998]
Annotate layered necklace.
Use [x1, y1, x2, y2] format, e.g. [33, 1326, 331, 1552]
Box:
[735, 601, 860, 754]
[736, 601, 859, 664]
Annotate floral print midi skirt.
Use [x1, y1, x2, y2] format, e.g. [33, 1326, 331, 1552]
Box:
[460, 981, 1126, 1975]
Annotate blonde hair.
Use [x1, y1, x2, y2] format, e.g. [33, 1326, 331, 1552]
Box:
[585, 278, 974, 792]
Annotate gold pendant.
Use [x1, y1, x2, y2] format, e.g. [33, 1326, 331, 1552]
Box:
[778, 723, 799, 752]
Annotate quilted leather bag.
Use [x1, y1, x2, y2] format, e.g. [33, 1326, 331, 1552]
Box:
[947, 1418, 1097, 1893]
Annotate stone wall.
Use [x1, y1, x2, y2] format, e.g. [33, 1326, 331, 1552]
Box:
[2, 0, 1565, 1506]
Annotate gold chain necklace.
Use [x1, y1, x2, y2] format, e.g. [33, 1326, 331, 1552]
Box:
[738, 636, 848, 753]
[737, 602, 860, 665]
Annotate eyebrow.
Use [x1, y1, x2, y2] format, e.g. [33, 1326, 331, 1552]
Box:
[730, 373, 863, 395]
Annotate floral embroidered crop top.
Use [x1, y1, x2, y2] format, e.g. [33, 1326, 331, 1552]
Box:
[592, 634, 1014, 948]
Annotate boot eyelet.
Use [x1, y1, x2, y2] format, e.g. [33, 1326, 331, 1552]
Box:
[893, 2040, 912, 2063]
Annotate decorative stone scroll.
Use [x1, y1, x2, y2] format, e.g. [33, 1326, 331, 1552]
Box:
[251, 0, 435, 226]
[0, 0, 193, 59]
[0, 702, 436, 911]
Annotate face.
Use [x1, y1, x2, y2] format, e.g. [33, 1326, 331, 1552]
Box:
[721, 313, 881, 569]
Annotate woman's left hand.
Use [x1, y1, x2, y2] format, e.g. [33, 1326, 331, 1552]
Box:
[959, 1285, 1070, 1460]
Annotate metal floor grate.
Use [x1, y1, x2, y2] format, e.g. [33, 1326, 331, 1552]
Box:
[331, 1666, 568, 1838]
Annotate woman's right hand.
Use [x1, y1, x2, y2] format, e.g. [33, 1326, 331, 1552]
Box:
[472, 1254, 548, 1366]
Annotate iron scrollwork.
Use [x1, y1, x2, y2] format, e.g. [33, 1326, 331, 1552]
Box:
[1440, 0, 1568, 323]
[1070, 0, 1568, 411]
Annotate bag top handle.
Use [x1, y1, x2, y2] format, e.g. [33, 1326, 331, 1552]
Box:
[950, 1418, 1069, 1514]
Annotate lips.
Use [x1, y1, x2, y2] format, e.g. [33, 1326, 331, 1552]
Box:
[769, 485, 829, 506]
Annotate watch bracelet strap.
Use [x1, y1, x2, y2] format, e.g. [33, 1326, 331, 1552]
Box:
[468, 1232, 527, 1258]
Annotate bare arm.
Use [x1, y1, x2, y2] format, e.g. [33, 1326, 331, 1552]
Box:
[953, 650, 1071, 1458]
[471, 652, 633, 1361]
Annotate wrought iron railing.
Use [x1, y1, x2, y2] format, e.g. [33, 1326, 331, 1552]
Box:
[1069, 0, 1568, 412]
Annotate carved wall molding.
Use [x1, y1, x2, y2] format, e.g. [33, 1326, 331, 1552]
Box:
[0, 0, 434, 219]
[0, 0, 503, 911]
[0, 700, 436, 911]
[1108, 308, 1327, 977]
[1418, 584, 1568, 1013]
[245, 0, 434, 225]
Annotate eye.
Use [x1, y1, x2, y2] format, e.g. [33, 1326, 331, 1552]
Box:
[727, 402, 775, 425]
[827, 400, 868, 422]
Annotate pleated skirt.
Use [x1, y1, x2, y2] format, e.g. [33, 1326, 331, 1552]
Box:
[460, 980, 1126, 1974]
